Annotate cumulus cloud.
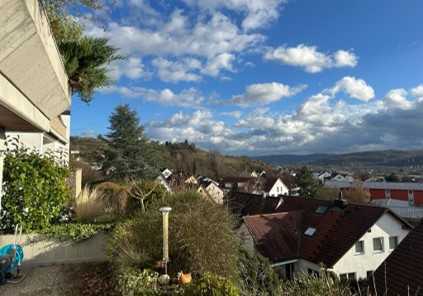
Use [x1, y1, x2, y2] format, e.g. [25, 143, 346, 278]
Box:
[144, 80, 423, 155]
[411, 85, 423, 98]
[202, 53, 235, 77]
[226, 82, 307, 106]
[101, 86, 204, 108]
[181, 0, 285, 30]
[264, 44, 358, 73]
[85, 11, 262, 59]
[383, 89, 413, 110]
[108, 57, 149, 80]
[152, 57, 202, 82]
[330, 76, 375, 101]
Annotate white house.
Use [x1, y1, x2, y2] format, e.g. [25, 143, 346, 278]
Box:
[198, 181, 224, 205]
[161, 168, 173, 179]
[331, 174, 355, 182]
[239, 197, 412, 280]
[156, 175, 172, 192]
[263, 177, 289, 197]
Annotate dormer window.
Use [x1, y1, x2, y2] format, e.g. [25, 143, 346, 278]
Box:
[304, 227, 316, 237]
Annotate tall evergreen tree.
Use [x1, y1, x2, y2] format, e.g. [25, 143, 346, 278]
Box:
[102, 105, 156, 180]
[296, 166, 320, 198]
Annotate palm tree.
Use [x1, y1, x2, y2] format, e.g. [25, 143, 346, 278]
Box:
[59, 37, 120, 102]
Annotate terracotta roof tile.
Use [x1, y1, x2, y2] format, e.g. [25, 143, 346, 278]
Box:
[374, 222, 423, 296]
[236, 194, 412, 267]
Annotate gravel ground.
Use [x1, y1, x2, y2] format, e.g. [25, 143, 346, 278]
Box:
[0, 263, 118, 296]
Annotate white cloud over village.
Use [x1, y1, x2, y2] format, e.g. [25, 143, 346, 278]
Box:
[145, 80, 423, 155]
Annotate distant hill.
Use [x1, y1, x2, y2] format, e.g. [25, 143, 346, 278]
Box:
[70, 136, 269, 180]
[255, 150, 423, 168]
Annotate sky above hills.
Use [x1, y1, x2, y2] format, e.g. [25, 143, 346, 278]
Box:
[71, 0, 423, 156]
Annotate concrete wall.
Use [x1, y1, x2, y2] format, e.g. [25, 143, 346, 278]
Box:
[331, 212, 410, 279]
[0, 233, 108, 267]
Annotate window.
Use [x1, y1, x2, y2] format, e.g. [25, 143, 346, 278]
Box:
[347, 273, 357, 281]
[373, 237, 384, 252]
[340, 273, 356, 281]
[355, 240, 365, 254]
[389, 236, 398, 249]
[315, 206, 328, 214]
[304, 227, 317, 237]
[366, 271, 374, 280]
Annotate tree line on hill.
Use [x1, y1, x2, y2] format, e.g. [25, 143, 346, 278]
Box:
[71, 105, 269, 184]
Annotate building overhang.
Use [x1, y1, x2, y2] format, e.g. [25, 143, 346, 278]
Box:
[0, 0, 71, 133]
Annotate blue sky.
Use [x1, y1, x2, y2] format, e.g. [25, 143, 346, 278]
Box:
[71, 0, 423, 155]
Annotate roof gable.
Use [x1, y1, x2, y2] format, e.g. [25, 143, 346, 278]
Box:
[240, 196, 411, 267]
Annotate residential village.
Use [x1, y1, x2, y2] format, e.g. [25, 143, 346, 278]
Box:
[1, 1, 423, 296]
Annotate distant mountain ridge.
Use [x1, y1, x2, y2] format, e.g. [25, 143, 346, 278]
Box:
[254, 150, 423, 168]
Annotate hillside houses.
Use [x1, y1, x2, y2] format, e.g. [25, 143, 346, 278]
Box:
[232, 193, 412, 280]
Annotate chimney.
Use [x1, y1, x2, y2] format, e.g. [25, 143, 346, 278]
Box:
[334, 190, 347, 209]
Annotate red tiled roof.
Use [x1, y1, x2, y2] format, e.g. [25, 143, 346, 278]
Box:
[244, 212, 302, 262]
[374, 222, 423, 296]
[241, 196, 412, 267]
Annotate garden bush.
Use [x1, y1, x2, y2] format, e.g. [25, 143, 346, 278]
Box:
[109, 191, 240, 282]
[280, 272, 353, 296]
[116, 266, 161, 296]
[96, 181, 131, 215]
[182, 272, 240, 296]
[238, 248, 282, 296]
[1, 147, 70, 232]
[39, 223, 113, 242]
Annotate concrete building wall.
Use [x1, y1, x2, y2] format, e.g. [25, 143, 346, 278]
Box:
[331, 213, 410, 280]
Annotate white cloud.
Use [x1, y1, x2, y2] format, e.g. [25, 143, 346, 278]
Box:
[144, 83, 423, 155]
[108, 57, 149, 80]
[101, 86, 204, 108]
[227, 82, 307, 106]
[411, 85, 423, 98]
[330, 76, 375, 101]
[202, 53, 235, 77]
[85, 11, 262, 59]
[181, 0, 285, 30]
[383, 89, 413, 110]
[152, 57, 202, 82]
[333, 50, 358, 67]
[221, 111, 242, 119]
[264, 44, 358, 73]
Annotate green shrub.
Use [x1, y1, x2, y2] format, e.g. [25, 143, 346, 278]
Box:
[1, 148, 70, 232]
[238, 249, 282, 296]
[39, 223, 113, 242]
[116, 267, 160, 296]
[280, 273, 353, 296]
[182, 272, 240, 296]
[109, 191, 240, 280]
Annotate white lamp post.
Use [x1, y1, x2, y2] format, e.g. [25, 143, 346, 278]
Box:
[159, 206, 172, 275]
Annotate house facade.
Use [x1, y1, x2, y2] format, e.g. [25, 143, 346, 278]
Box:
[0, 0, 71, 198]
[238, 197, 412, 280]
[264, 177, 289, 197]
